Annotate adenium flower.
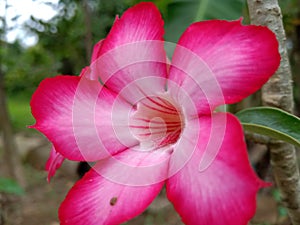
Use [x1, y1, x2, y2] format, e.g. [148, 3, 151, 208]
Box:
[30, 2, 280, 225]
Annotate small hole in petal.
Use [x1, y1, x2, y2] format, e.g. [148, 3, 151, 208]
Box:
[110, 197, 118, 206]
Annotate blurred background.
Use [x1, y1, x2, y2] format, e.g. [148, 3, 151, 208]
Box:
[0, 0, 299, 224]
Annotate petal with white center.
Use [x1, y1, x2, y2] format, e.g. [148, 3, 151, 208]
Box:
[96, 2, 163, 56]
[86, 2, 168, 104]
[94, 147, 171, 186]
[59, 148, 169, 225]
[166, 113, 267, 225]
[30, 75, 137, 161]
[169, 19, 280, 115]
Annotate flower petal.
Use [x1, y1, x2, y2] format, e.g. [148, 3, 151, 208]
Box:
[98, 2, 164, 56]
[169, 19, 280, 114]
[86, 2, 168, 104]
[45, 146, 65, 182]
[166, 113, 267, 225]
[59, 150, 168, 225]
[90, 39, 104, 63]
[94, 147, 172, 186]
[30, 75, 137, 161]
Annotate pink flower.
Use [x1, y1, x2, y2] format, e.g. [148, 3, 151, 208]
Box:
[30, 2, 280, 225]
[45, 146, 64, 182]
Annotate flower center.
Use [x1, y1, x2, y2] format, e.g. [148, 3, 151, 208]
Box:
[129, 94, 184, 149]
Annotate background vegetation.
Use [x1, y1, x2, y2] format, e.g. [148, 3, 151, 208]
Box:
[0, 0, 300, 224]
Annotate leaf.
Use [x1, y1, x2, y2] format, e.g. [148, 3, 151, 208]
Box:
[164, 0, 246, 42]
[236, 107, 300, 148]
[0, 177, 24, 195]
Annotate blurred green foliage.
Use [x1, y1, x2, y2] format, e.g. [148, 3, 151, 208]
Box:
[4, 42, 57, 94]
[8, 94, 35, 131]
[2, 0, 130, 96]
[272, 189, 289, 218]
[0, 177, 24, 195]
[162, 0, 246, 42]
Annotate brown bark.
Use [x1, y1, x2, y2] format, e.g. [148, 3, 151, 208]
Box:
[247, 1, 300, 224]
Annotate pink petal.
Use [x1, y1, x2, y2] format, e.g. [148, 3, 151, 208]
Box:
[167, 108, 201, 177]
[98, 2, 164, 55]
[59, 149, 168, 225]
[166, 113, 267, 225]
[45, 146, 65, 182]
[90, 39, 104, 63]
[30, 75, 138, 161]
[86, 2, 168, 104]
[94, 147, 171, 186]
[169, 19, 280, 114]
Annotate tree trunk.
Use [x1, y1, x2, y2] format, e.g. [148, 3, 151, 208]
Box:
[0, 72, 25, 187]
[0, 1, 24, 224]
[247, 1, 300, 224]
[0, 0, 25, 187]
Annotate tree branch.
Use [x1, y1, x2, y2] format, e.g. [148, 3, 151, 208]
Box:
[247, 1, 300, 224]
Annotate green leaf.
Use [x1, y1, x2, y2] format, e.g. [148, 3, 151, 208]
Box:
[0, 177, 24, 195]
[164, 0, 246, 42]
[278, 206, 288, 217]
[236, 107, 300, 148]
